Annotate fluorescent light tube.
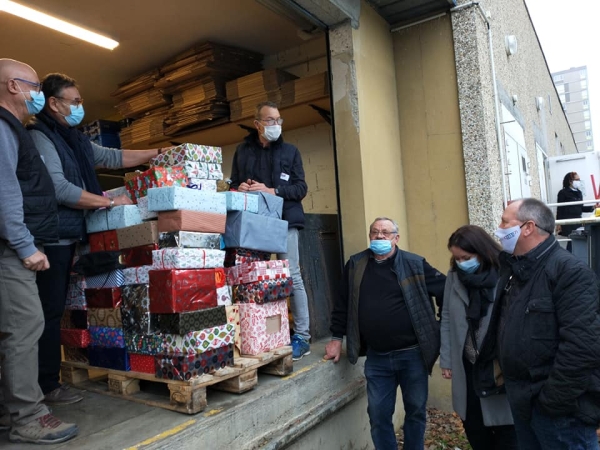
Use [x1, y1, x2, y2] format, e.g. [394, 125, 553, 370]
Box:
[0, 0, 119, 50]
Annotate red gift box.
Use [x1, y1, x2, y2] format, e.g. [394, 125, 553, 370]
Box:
[121, 243, 158, 268]
[149, 269, 219, 313]
[130, 353, 156, 374]
[125, 166, 188, 203]
[89, 230, 119, 252]
[60, 329, 91, 348]
[85, 287, 122, 308]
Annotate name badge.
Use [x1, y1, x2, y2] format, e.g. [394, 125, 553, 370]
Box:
[280, 172, 290, 181]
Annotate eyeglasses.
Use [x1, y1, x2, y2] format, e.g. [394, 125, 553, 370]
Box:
[12, 78, 42, 93]
[259, 118, 284, 126]
[369, 230, 397, 238]
[55, 96, 84, 107]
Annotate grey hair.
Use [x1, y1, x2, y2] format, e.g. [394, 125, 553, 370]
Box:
[255, 101, 279, 120]
[515, 198, 555, 235]
[370, 217, 399, 233]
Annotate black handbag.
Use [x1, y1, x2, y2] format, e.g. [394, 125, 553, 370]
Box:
[72, 251, 125, 276]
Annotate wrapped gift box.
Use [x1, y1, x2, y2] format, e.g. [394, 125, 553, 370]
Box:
[147, 187, 226, 214]
[217, 285, 232, 306]
[158, 210, 226, 234]
[60, 310, 88, 329]
[187, 179, 217, 192]
[162, 323, 234, 355]
[60, 329, 91, 348]
[152, 306, 227, 335]
[116, 222, 160, 249]
[148, 269, 219, 314]
[125, 332, 163, 356]
[223, 211, 288, 254]
[130, 353, 155, 374]
[179, 162, 222, 180]
[121, 284, 151, 334]
[89, 326, 126, 348]
[136, 196, 158, 220]
[125, 166, 188, 202]
[66, 275, 87, 310]
[121, 244, 158, 268]
[89, 346, 130, 371]
[89, 230, 119, 252]
[122, 265, 153, 285]
[88, 308, 123, 328]
[225, 305, 241, 354]
[155, 344, 234, 381]
[159, 231, 221, 249]
[150, 143, 223, 166]
[224, 248, 271, 267]
[224, 192, 259, 214]
[86, 206, 143, 233]
[63, 346, 89, 364]
[248, 192, 284, 219]
[85, 269, 124, 288]
[226, 260, 290, 286]
[239, 300, 290, 355]
[152, 248, 225, 270]
[105, 186, 128, 199]
[85, 287, 122, 308]
[232, 278, 294, 304]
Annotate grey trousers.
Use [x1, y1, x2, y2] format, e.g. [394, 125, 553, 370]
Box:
[277, 228, 311, 340]
[0, 241, 49, 426]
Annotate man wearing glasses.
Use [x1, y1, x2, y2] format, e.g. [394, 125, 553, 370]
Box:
[325, 217, 445, 450]
[26, 73, 166, 405]
[0, 59, 78, 444]
[230, 101, 311, 360]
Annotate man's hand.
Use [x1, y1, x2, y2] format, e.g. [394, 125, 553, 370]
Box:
[324, 339, 342, 363]
[238, 182, 252, 192]
[441, 368, 452, 379]
[22, 250, 49, 271]
[248, 181, 275, 195]
[113, 194, 133, 206]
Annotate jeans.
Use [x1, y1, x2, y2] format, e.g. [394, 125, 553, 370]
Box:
[277, 228, 310, 340]
[35, 244, 76, 394]
[0, 242, 49, 426]
[512, 405, 599, 450]
[364, 346, 428, 450]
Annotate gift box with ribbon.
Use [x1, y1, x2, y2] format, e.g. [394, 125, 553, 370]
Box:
[159, 231, 222, 249]
[122, 265, 153, 285]
[239, 300, 290, 355]
[147, 187, 226, 214]
[152, 248, 225, 270]
[150, 143, 223, 166]
[86, 206, 143, 233]
[226, 260, 290, 286]
[224, 192, 259, 213]
[148, 269, 222, 313]
[125, 166, 188, 203]
[223, 211, 288, 254]
[224, 248, 271, 267]
[158, 210, 226, 234]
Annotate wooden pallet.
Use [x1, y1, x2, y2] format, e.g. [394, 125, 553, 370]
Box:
[60, 346, 292, 414]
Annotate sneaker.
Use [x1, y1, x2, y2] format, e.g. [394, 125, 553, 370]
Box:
[0, 413, 10, 432]
[44, 385, 83, 405]
[291, 334, 311, 361]
[9, 414, 78, 444]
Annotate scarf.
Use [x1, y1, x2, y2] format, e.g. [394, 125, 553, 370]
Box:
[456, 267, 498, 323]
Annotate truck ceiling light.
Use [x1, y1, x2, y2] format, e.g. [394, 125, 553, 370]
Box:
[0, 0, 119, 50]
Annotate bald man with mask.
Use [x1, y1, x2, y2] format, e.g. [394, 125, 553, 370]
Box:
[0, 58, 78, 444]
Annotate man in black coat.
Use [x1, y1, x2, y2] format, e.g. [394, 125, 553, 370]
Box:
[492, 198, 600, 449]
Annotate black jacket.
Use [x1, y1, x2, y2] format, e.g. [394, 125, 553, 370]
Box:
[230, 131, 307, 229]
[330, 247, 446, 373]
[0, 107, 58, 244]
[557, 187, 594, 236]
[477, 236, 600, 425]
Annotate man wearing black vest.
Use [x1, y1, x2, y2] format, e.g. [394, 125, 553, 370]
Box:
[27, 73, 164, 405]
[0, 58, 78, 444]
[325, 217, 445, 450]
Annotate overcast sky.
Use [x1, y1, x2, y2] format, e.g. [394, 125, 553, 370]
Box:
[525, 0, 600, 147]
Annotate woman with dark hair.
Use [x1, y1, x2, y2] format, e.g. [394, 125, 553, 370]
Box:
[440, 225, 517, 450]
[556, 171, 594, 252]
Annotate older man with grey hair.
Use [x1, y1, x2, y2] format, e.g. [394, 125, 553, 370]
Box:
[476, 198, 600, 449]
[325, 217, 446, 450]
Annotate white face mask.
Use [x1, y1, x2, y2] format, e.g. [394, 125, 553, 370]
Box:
[572, 180, 582, 190]
[262, 124, 282, 142]
[494, 225, 522, 254]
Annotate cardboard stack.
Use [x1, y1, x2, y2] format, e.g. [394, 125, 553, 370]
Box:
[280, 72, 330, 108]
[119, 107, 170, 148]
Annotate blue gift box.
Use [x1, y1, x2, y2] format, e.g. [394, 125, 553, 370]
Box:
[147, 187, 226, 214]
[224, 192, 259, 213]
[86, 206, 142, 233]
[88, 346, 130, 371]
[248, 192, 283, 219]
[223, 211, 288, 254]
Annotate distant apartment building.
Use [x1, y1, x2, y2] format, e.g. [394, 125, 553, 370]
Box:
[553, 66, 594, 152]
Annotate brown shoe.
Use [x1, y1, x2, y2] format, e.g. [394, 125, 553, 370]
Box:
[44, 385, 83, 405]
[9, 414, 78, 444]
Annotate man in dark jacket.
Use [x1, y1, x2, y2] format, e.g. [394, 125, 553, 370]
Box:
[230, 101, 310, 360]
[492, 198, 600, 449]
[324, 217, 445, 450]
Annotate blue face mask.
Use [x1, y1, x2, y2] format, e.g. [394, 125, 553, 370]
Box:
[370, 239, 393, 255]
[21, 90, 45, 115]
[62, 104, 85, 127]
[456, 256, 480, 274]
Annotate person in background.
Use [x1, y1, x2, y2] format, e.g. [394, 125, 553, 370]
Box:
[0, 58, 78, 444]
[324, 217, 445, 450]
[556, 171, 595, 252]
[27, 72, 167, 405]
[440, 225, 517, 450]
[230, 101, 311, 361]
